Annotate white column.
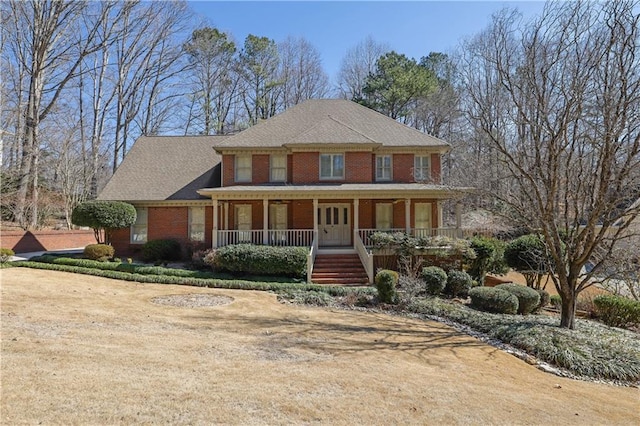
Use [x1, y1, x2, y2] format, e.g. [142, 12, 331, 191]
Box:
[405, 198, 411, 234]
[223, 202, 229, 230]
[353, 198, 359, 246]
[455, 202, 462, 238]
[212, 198, 218, 248]
[263, 199, 269, 245]
[438, 201, 444, 228]
[313, 198, 318, 239]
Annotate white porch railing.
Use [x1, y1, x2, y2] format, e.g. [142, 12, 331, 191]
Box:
[306, 231, 319, 283]
[358, 227, 462, 247]
[354, 231, 374, 284]
[217, 229, 315, 247]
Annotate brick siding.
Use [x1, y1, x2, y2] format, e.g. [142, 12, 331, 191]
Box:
[1, 230, 95, 253]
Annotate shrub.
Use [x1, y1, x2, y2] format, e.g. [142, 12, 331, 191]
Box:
[444, 270, 473, 298]
[375, 269, 399, 304]
[550, 294, 562, 308]
[495, 283, 541, 315]
[467, 236, 507, 284]
[141, 239, 182, 262]
[469, 287, 519, 314]
[504, 234, 549, 289]
[536, 289, 550, 311]
[421, 266, 447, 296]
[71, 200, 136, 245]
[215, 244, 307, 277]
[0, 248, 15, 263]
[83, 244, 115, 261]
[593, 295, 640, 328]
[202, 249, 219, 271]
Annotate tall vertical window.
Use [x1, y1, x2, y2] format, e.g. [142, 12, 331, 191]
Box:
[131, 207, 148, 243]
[414, 155, 430, 181]
[269, 204, 288, 230]
[270, 154, 287, 182]
[189, 207, 205, 242]
[414, 203, 432, 237]
[235, 154, 252, 182]
[376, 203, 393, 229]
[376, 155, 392, 181]
[319, 153, 344, 179]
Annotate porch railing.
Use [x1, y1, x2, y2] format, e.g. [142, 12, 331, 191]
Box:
[217, 229, 314, 248]
[306, 231, 319, 283]
[354, 231, 374, 284]
[358, 227, 462, 247]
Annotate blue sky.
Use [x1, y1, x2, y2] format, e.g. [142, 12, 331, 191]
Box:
[189, 1, 546, 84]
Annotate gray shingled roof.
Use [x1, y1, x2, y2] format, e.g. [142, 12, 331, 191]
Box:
[98, 135, 226, 201]
[214, 99, 450, 149]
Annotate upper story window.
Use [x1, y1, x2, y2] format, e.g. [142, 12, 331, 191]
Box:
[270, 154, 286, 182]
[235, 154, 252, 183]
[414, 155, 430, 182]
[189, 207, 205, 242]
[131, 207, 148, 244]
[376, 155, 392, 181]
[319, 153, 344, 180]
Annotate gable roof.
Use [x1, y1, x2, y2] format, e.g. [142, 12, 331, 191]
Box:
[98, 135, 226, 202]
[214, 99, 449, 150]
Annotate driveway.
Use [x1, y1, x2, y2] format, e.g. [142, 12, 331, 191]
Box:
[2, 268, 638, 425]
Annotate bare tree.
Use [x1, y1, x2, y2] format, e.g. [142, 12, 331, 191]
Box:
[278, 36, 329, 109]
[461, 2, 640, 328]
[337, 36, 389, 100]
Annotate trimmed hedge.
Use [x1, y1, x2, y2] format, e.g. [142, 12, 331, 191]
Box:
[469, 287, 519, 314]
[421, 266, 447, 296]
[444, 270, 473, 298]
[215, 244, 307, 278]
[375, 269, 399, 303]
[142, 239, 182, 262]
[593, 295, 640, 328]
[84, 244, 115, 261]
[495, 283, 541, 315]
[13, 260, 376, 297]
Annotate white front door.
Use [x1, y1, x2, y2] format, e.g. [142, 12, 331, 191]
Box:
[318, 203, 350, 246]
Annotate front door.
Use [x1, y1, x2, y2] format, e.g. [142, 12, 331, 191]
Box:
[318, 203, 351, 246]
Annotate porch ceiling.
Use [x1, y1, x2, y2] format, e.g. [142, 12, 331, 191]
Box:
[197, 183, 473, 200]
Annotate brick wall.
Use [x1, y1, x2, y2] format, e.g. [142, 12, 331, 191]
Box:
[393, 154, 414, 183]
[1, 230, 95, 253]
[292, 200, 314, 228]
[345, 152, 372, 182]
[291, 152, 319, 184]
[222, 155, 234, 186]
[252, 154, 270, 184]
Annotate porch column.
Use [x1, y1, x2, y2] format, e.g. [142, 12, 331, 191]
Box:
[438, 201, 444, 227]
[405, 198, 411, 234]
[455, 202, 462, 238]
[212, 198, 218, 248]
[353, 198, 359, 245]
[263, 199, 269, 245]
[223, 202, 229, 230]
[313, 198, 318, 240]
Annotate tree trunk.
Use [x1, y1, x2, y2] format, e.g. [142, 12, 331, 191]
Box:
[559, 289, 576, 329]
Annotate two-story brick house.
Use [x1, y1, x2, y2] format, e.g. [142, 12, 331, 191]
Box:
[99, 99, 467, 283]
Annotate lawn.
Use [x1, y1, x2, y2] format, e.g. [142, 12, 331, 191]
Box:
[2, 268, 639, 425]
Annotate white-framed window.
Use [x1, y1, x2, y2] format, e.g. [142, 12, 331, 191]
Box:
[319, 153, 344, 179]
[269, 204, 288, 230]
[235, 154, 252, 182]
[130, 207, 148, 243]
[270, 154, 287, 182]
[414, 155, 430, 182]
[376, 155, 392, 181]
[376, 203, 393, 230]
[189, 206, 206, 242]
[235, 204, 252, 243]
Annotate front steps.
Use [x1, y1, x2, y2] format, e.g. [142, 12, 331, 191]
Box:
[311, 253, 369, 285]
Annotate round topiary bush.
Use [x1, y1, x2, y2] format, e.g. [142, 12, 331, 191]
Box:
[536, 289, 550, 311]
[83, 244, 115, 261]
[495, 283, 541, 315]
[141, 239, 182, 262]
[422, 266, 447, 296]
[72, 200, 136, 245]
[469, 287, 519, 314]
[444, 270, 473, 298]
[375, 269, 399, 304]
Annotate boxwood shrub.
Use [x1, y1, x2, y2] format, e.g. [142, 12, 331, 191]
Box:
[421, 266, 447, 296]
[444, 270, 473, 298]
[141, 239, 182, 262]
[215, 244, 307, 278]
[495, 283, 541, 315]
[593, 294, 640, 328]
[84, 244, 115, 261]
[469, 286, 519, 314]
[375, 269, 399, 304]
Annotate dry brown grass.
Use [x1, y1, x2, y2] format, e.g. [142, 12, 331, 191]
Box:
[2, 268, 639, 425]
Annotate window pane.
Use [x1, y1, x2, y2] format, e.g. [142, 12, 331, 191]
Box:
[325, 207, 331, 224]
[376, 204, 392, 229]
[343, 207, 348, 225]
[333, 207, 339, 225]
[317, 208, 321, 225]
[270, 155, 286, 182]
[320, 155, 332, 177]
[131, 207, 148, 243]
[333, 155, 344, 177]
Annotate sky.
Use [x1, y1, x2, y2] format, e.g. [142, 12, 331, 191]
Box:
[188, 0, 547, 84]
